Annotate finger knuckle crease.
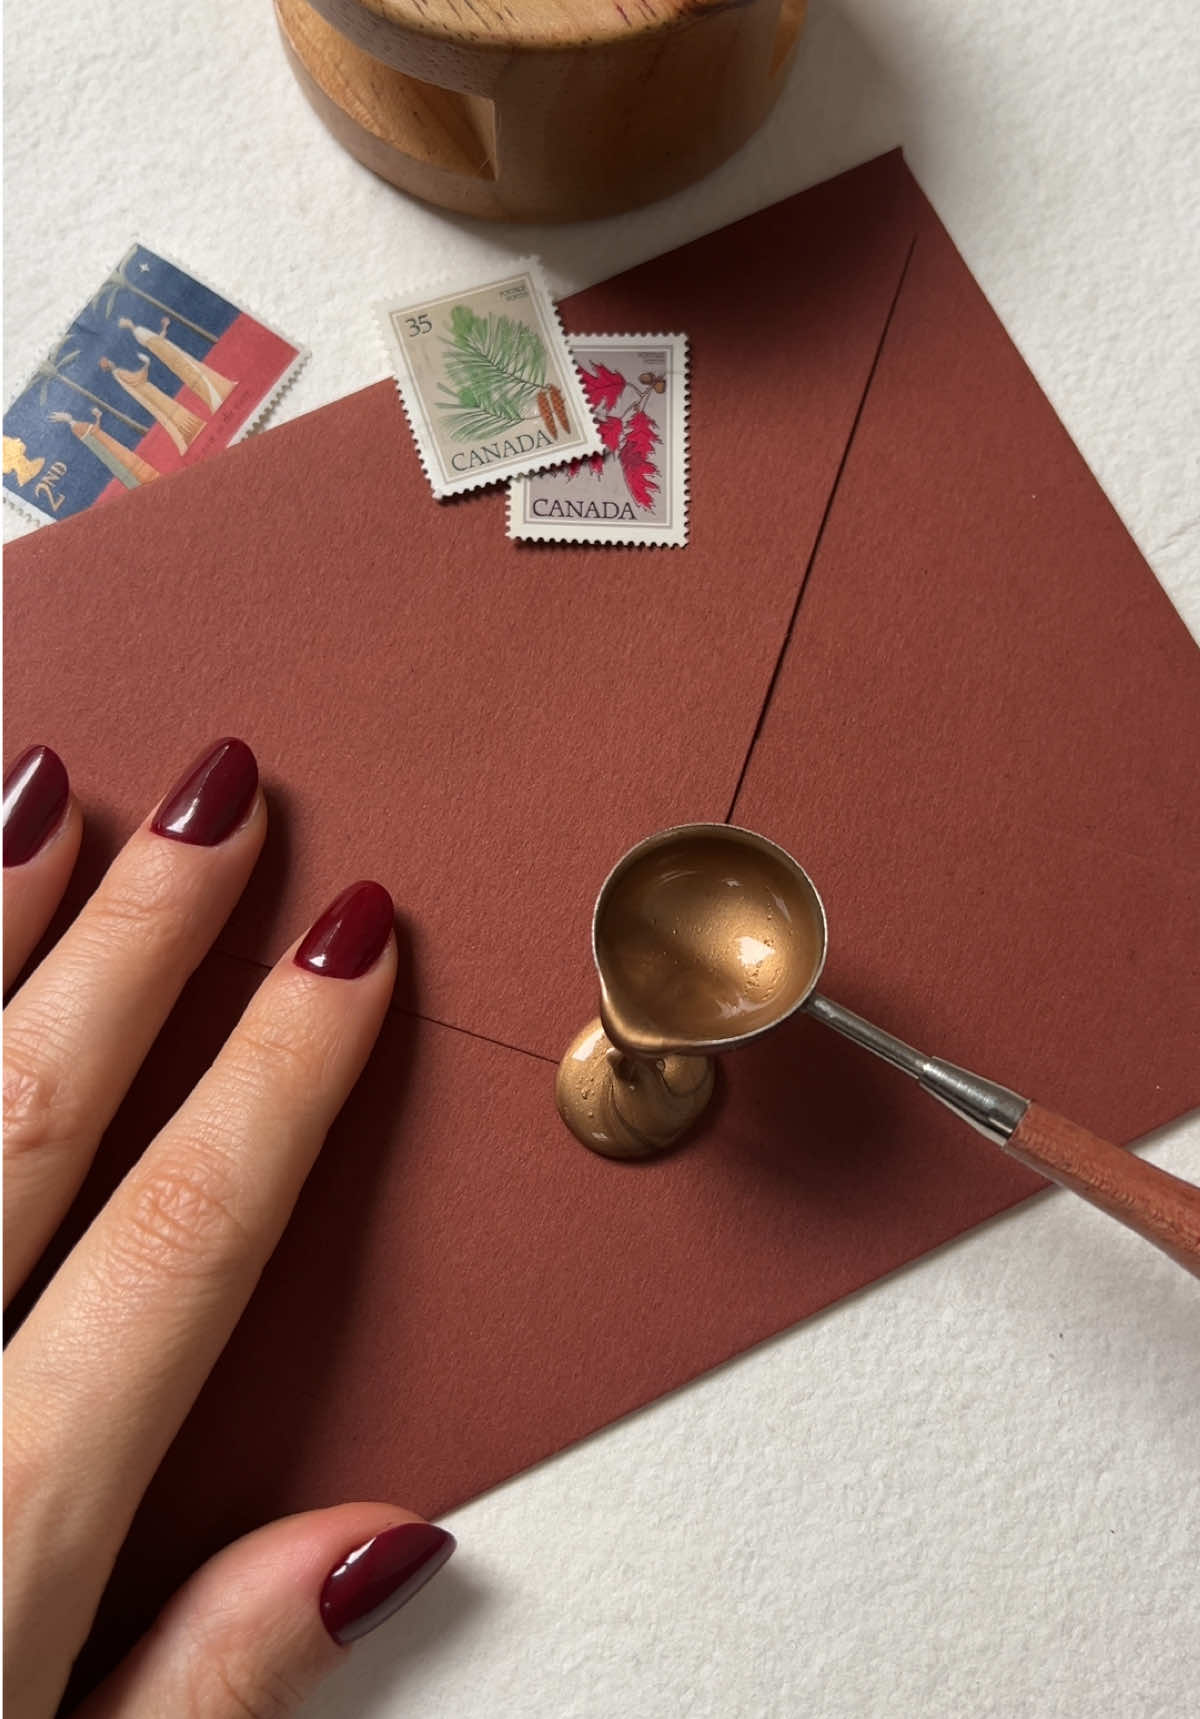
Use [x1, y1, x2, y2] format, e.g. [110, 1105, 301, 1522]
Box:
[207, 1666, 294, 1719]
[184, 1629, 303, 1719]
[3, 1041, 74, 1157]
[3, 1418, 49, 1515]
[229, 1012, 328, 1095]
[115, 1150, 251, 1286]
[87, 847, 197, 953]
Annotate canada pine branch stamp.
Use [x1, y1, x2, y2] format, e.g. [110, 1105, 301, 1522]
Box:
[508, 334, 689, 546]
[376, 258, 600, 499]
[3, 244, 305, 527]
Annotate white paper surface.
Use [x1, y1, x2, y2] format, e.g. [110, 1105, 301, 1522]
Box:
[4, 2, 1198, 1714]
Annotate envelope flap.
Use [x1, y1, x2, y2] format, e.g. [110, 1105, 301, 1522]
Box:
[732, 195, 1200, 1136]
[3, 154, 920, 1061]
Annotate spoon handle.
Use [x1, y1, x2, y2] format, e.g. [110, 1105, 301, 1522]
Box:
[806, 995, 1200, 1277]
[1003, 1103, 1200, 1278]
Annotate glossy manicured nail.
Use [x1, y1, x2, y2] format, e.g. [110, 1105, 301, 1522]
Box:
[3, 745, 70, 867]
[151, 738, 258, 846]
[320, 1522, 456, 1645]
[295, 881, 394, 979]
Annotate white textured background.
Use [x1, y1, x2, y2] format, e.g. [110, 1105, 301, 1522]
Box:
[5, 2, 1199, 1714]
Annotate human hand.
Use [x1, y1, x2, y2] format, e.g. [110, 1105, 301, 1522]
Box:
[3, 739, 455, 1718]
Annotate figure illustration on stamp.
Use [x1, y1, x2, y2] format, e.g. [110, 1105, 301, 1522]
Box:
[2, 437, 44, 487]
[48, 410, 161, 490]
[118, 316, 237, 411]
[97, 355, 205, 455]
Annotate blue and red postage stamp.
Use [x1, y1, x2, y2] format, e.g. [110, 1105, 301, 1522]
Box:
[3, 244, 305, 526]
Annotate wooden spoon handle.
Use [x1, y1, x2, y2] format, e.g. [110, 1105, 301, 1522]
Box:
[1004, 1103, 1200, 1277]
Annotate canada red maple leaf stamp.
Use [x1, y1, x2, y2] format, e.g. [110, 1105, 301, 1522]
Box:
[508, 334, 688, 546]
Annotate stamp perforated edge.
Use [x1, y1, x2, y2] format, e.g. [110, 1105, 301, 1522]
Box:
[3, 238, 309, 530]
[374, 255, 601, 501]
[506, 333, 689, 548]
[3, 480, 55, 531]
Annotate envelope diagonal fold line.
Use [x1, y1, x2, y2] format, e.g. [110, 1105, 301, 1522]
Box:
[215, 944, 560, 1067]
[724, 231, 920, 827]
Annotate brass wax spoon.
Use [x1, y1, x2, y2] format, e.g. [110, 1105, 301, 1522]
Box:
[555, 824, 1200, 1277]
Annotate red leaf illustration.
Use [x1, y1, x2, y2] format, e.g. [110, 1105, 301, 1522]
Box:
[580, 362, 627, 416]
[618, 408, 660, 509]
[598, 415, 623, 451]
[565, 448, 607, 480]
[567, 414, 622, 481]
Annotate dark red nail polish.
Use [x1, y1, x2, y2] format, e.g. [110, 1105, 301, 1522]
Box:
[320, 1523, 456, 1645]
[151, 738, 258, 846]
[3, 746, 70, 867]
[295, 881, 394, 979]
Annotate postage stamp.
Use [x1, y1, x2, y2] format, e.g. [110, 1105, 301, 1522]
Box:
[375, 257, 600, 499]
[3, 244, 306, 527]
[508, 334, 689, 547]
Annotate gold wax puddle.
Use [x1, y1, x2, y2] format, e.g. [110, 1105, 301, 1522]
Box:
[596, 830, 824, 1049]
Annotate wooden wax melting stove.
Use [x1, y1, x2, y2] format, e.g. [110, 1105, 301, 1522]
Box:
[557, 825, 1200, 1277]
[275, 0, 807, 221]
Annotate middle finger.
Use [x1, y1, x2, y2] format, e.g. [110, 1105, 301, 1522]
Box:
[2, 738, 263, 1303]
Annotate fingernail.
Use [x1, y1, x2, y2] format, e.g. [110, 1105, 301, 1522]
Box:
[151, 738, 258, 847]
[3, 745, 70, 867]
[320, 1523, 456, 1645]
[294, 881, 394, 979]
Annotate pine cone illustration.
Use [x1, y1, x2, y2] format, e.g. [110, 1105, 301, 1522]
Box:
[536, 389, 558, 440]
[549, 385, 570, 433]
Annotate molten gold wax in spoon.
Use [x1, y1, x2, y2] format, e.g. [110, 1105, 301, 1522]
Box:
[555, 825, 826, 1158]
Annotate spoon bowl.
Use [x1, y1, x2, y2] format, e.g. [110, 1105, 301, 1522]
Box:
[555, 824, 828, 1158]
[594, 824, 828, 1057]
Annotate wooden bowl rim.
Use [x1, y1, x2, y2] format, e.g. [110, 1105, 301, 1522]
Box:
[310, 0, 767, 54]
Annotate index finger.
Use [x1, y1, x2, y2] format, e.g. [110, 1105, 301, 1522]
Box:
[3, 738, 265, 1304]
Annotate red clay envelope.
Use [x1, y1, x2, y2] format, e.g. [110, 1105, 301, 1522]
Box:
[5, 151, 1199, 1688]
[5, 154, 919, 1061]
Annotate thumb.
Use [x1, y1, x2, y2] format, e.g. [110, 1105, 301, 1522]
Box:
[76, 1505, 457, 1718]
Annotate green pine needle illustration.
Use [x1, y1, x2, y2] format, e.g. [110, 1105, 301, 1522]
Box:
[437, 304, 548, 442]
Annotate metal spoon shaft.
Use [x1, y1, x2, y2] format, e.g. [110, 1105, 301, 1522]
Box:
[802, 993, 1028, 1143]
[804, 993, 1200, 1276]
